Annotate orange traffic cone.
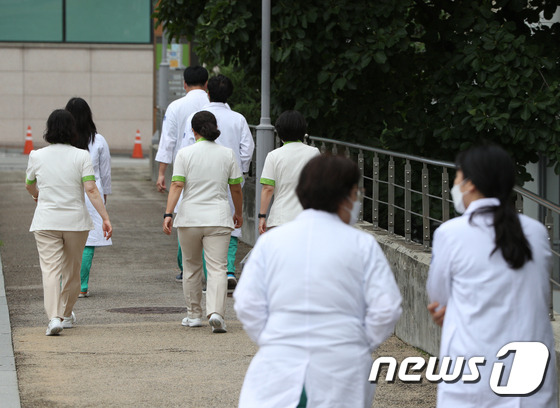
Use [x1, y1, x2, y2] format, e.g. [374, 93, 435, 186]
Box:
[23, 125, 33, 155]
[131, 129, 144, 158]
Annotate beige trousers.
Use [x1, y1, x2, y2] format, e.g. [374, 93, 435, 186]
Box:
[34, 230, 89, 320]
[178, 226, 231, 319]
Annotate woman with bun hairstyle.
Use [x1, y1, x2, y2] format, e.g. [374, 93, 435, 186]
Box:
[427, 144, 557, 407]
[163, 110, 243, 333]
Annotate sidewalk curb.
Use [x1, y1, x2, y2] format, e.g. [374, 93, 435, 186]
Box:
[0, 250, 21, 407]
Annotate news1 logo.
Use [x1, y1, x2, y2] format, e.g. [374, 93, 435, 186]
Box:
[369, 342, 550, 396]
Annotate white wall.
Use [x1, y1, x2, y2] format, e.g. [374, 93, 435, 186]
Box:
[0, 43, 153, 154]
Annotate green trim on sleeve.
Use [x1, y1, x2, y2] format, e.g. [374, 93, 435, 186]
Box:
[228, 177, 243, 185]
[171, 176, 186, 182]
[260, 178, 276, 186]
[82, 175, 96, 182]
[25, 178, 36, 185]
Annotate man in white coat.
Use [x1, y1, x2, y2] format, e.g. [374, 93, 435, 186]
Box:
[155, 65, 209, 281]
[181, 74, 255, 290]
[234, 155, 402, 408]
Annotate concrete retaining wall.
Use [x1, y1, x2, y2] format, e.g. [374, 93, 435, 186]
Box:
[355, 222, 441, 356]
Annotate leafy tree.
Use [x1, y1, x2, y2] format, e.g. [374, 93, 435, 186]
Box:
[153, 0, 560, 180]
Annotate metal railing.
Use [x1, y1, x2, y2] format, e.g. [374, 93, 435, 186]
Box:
[303, 135, 560, 317]
[305, 135, 457, 248]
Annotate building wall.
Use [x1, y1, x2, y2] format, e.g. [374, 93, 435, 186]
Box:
[0, 43, 153, 154]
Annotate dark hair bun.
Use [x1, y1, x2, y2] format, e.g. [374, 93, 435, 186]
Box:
[200, 122, 221, 141]
[191, 111, 221, 141]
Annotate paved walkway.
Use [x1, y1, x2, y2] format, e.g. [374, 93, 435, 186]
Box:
[0, 150, 436, 407]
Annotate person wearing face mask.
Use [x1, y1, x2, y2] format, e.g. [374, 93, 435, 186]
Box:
[234, 154, 402, 408]
[427, 144, 557, 407]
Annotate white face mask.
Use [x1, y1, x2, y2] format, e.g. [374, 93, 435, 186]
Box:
[451, 182, 467, 214]
[344, 193, 362, 225]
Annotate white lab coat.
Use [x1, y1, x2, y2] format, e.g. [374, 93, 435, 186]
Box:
[234, 209, 402, 408]
[155, 89, 209, 164]
[427, 198, 558, 407]
[181, 102, 255, 238]
[84, 134, 112, 247]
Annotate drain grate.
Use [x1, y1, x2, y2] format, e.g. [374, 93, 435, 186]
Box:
[107, 306, 187, 314]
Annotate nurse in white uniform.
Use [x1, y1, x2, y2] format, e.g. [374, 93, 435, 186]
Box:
[234, 154, 402, 407]
[427, 144, 558, 407]
[26, 109, 112, 336]
[66, 97, 112, 298]
[163, 111, 243, 333]
[258, 110, 320, 234]
[180, 74, 255, 289]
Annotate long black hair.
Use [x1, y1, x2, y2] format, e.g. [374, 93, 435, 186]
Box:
[65, 97, 97, 150]
[456, 144, 532, 269]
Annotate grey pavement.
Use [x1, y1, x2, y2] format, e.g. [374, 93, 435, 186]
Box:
[0, 149, 437, 407]
[0, 252, 20, 407]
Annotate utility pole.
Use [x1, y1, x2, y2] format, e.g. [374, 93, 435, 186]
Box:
[255, 0, 275, 239]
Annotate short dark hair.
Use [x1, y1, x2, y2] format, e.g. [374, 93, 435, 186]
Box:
[191, 111, 221, 141]
[43, 109, 79, 147]
[65, 97, 97, 150]
[275, 110, 307, 142]
[184, 66, 208, 87]
[207, 74, 233, 103]
[296, 154, 360, 213]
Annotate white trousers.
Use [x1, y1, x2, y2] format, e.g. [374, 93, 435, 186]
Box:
[177, 226, 231, 319]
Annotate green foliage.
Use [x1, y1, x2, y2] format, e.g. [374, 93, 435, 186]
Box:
[153, 0, 560, 180]
[216, 65, 260, 125]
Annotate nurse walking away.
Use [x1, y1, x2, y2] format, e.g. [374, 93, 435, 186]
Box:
[163, 111, 243, 333]
[427, 144, 558, 407]
[26, 109, 112, 336]
[258, 110, 320, 234]
[234, 155, 402, 407]
[66, 97, 112, 298]
[181, 74, 255, 289]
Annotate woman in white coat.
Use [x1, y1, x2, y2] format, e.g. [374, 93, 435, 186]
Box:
[234, 154, 402, 408]
[427, 144, 558, 407]
[66, 97, 112, 298]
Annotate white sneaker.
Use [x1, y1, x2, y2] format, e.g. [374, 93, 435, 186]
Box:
[208, 313, 227, 333]
[46, 318, 63, 336]
[181, 317, 202, 327]
[62, 312, 76, 329]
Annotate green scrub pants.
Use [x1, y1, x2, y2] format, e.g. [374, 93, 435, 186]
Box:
[80, 246, 95, 292]
[297, 388, 307, 407]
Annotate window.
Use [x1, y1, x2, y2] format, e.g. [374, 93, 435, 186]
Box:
[0, 0, 152, 44]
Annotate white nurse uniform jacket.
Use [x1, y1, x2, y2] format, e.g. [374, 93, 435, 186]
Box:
[181, 102, 254, 238]
[427, 198, 558, 407]
[234, 209, 402, 408]
[85, 134, 112, 247]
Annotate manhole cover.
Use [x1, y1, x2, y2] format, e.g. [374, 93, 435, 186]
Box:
[107, 307, 187, 314]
